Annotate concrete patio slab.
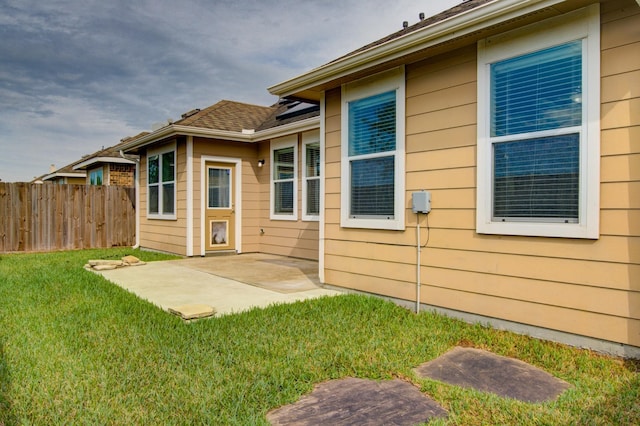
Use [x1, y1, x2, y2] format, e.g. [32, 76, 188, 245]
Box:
[93, 254, 341, 316]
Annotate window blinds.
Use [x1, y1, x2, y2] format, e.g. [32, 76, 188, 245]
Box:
[493, 131, 580, 221]
[348, 90, 396, 156]
[491, 40, 582, 137]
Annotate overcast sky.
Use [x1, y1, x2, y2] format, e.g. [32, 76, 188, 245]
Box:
[0, 0, 459, 182]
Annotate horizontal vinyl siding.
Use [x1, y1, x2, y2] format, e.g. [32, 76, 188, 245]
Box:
[193, 138, 260, 255]
[139, 140, 187, 256]
[322, 2, 640, 347]
[258, 138, 320, 260]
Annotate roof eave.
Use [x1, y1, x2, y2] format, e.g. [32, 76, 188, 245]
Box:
[122, 117, 321, 153]
[43, 172, 86, 181]
[73, 157, 136, 170]
[268, 0, 565, 98]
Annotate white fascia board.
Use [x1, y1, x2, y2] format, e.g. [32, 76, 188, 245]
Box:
[72, 156, 135, 170]
[121, 117, 320, 153]
[120, 124, 253, 153]
[268, 0, 565, 98]
[43, 172, 86, 180]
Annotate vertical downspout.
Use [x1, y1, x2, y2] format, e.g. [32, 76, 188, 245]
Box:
[120, 149, 140, 249]
[134, 160, 140, 249]
[186, 136, 193, 257]
[200, 156, 206, 256]
[319, 93, 326, 283]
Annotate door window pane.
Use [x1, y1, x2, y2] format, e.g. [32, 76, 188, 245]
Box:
[208, 168, 231, 208]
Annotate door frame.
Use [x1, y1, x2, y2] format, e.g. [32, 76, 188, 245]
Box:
[200, 156, 242, 256]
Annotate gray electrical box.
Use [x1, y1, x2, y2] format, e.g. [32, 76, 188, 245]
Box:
[412, 191, 431, 214]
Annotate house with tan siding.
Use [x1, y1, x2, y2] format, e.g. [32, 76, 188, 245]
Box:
[121, 99, 321, 259]
[266, 0, 640, 356]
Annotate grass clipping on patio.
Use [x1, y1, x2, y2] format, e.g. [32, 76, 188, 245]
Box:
[1, 248, 639, 425]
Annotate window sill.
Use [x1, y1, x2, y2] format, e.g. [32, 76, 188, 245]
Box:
[341, 216, 405, 231]
[147, 214, 177, 221]
[270, 214, 298, 221]
[476, 220, 598, 239]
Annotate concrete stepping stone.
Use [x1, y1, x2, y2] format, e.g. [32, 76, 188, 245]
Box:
[415, 346, 570, 403]
[168, 304, 216, 320]
[267, 377, 447, 425]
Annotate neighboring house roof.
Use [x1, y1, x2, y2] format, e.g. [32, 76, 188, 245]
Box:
[72, 136, 145, 171]
[268, 0, 581, 100]
[121, 99, 319, 153]
[41, 159, 87, 182]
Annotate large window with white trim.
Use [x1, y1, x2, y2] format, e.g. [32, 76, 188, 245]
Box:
[341, 67, 405, 230]
[147, 144, 176, 219]
[303, 131, 320, 220]
[270, 135, 297, 220]
[477, 5, 600, 239]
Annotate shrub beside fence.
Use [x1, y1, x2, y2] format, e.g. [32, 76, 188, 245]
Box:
[0, 183, 135, 253]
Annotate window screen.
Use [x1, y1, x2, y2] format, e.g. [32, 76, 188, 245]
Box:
[348, 90, 396, 218]
[305, 143, 320, 216]
[493, 134, 579, 221]
[491, 40, 582, 137]
[349, 91, 396, 156]
[273, 146, 295, 215]
[490, 40, 583, 222]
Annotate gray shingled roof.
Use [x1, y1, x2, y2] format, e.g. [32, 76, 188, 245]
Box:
[174, 100, 276, 132]
[329, 0, 493, 64]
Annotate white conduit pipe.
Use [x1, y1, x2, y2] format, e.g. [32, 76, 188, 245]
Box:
[416, 212, 421, 314]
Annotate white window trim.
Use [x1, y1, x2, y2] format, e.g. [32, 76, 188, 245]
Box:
[302, 130, 320, 221]
[340, 66, 405, 230]
[476, 4, 600, 239]
[147, 141, 177, 220]
[270, 135, 298, 221]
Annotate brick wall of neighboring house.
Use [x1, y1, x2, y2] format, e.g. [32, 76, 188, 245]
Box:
[109, 164, 135, 186]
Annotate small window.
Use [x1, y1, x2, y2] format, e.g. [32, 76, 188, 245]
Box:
[147, 144, 176, 219]
[303, 131, 320, 220]
[341, 67, 405, 230]
[270, 136, 297, 220]
[89, 169, 103, 186]
[477, 5, 599, 238]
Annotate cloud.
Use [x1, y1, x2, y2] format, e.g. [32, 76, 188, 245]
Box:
[0, 0, 459, 182]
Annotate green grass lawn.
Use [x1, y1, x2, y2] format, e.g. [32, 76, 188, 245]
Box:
[0, 248, 638, 425]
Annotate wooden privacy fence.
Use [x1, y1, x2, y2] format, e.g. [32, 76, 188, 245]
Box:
[0, 183, 135, 253]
